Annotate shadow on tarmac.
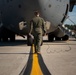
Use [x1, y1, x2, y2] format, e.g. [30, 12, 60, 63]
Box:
[0, 40, 65, 47]
[0, 39, 76, 46]
[0, 53, 30, 54]
[0, 40, 27, 46]
[20, 49, 51, 75]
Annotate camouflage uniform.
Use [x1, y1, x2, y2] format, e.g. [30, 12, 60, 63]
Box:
[30, 16, 46, 52]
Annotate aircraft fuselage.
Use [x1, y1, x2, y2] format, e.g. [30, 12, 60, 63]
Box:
[0, 0, 72, 42]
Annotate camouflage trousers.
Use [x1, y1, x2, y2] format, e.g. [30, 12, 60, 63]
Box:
[33, 33, 43, 52]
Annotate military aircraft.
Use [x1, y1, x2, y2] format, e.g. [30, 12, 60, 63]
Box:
[0, 0, 76, 43]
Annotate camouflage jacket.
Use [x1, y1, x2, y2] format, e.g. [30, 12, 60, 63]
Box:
[30, 16, 46, 34]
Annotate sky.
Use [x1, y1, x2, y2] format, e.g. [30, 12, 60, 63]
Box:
[64, 5, 76, 25]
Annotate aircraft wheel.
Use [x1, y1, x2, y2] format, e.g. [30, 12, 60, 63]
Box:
[10, 34, 15, 42]
[62, 35, 69, 41]
[27, 35, 33, 46]
[2, 37, 8, 42]
[0, 38, 1, 41]
[55, 37, 61, 41]
[48, 34, 54, 42]
[10, 37, 15, 42]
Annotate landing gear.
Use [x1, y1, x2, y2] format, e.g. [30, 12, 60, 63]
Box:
[48, 34, 54, 42]
[2, 37, 8, 42]
[27, 34, 33, 46]
[0, 27, 15, 42]
[62, 35, 69, 41]
[48, 33, 69, 42]
[0, 37, 1, 42]
[55, 37, 61, 41]
[10, 32, 15, 42]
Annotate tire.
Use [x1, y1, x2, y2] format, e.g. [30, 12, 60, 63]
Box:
[2, 37, 8, 42]
[27, 35, 34, 46]
[10, 33, 15, 42]
[48, 34, 54, 42]
[0, 37, 1, 42]
[62, 35, 69, 41]
[55, 37, 61, 41]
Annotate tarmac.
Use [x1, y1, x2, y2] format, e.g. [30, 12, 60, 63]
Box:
[0, 36, 76, 75]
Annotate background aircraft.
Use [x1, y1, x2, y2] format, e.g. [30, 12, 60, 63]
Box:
[0, 0, 76, 43]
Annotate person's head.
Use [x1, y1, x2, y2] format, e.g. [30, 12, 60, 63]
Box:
[34, 11, 40, 17]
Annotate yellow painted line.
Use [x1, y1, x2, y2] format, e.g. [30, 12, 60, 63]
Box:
[30, 44, 43, 75]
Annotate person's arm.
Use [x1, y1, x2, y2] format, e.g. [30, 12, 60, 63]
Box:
[29, 20, 33, 34]
[42, 18, 46, 35]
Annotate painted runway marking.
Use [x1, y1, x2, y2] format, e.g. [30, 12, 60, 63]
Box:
[22, 44, 51, 75]
[30, 44, 43, 75]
